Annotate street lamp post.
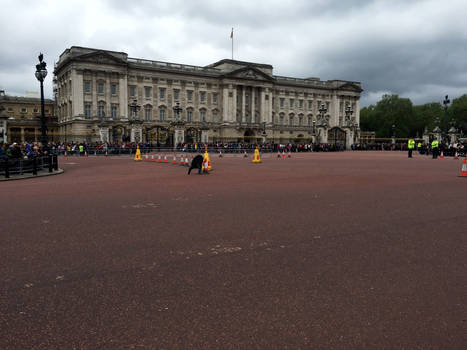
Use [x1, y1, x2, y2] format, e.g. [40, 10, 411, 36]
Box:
[172, 101, 182, 121]
[391, 124, 396, 145]
[35, 53, 48, 152]
[129, 99, 141, 143]
[317, 103, 328, 143]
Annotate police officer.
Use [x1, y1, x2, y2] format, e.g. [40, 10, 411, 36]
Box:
[417, 141, 422, 154]
[408, 138, 415, 158]
[431, 138, 439, 159]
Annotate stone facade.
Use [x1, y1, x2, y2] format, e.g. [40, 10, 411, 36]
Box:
[0, 90, 57, 143]
[54, 46, 363, 147]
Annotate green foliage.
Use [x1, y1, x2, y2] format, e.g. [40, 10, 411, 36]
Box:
[361, 94, 466, 137]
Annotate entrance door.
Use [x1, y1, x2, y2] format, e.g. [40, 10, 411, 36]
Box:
[328, 127, 346, 149]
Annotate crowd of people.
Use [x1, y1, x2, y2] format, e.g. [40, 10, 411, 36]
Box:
[2, 139, 466, 159]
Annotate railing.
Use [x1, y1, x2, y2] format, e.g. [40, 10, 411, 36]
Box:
[1, 155, 59, 179]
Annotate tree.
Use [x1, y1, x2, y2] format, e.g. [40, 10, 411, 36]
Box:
[449, 94, 467, 134]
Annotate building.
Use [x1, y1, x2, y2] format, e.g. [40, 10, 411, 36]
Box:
[0, 90, 58, 143]
[54, 46, 362, 147]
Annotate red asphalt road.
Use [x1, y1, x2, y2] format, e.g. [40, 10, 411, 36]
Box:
[1, 152, 467, 349]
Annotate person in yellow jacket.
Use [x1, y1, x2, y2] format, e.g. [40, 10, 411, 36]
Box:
[431, 138, 439, 159]
[408, 139, 415, 158]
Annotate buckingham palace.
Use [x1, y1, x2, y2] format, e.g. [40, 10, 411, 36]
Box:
[53, 46, 363, 147]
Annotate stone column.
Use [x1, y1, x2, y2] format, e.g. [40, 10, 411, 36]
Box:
[268, 88, 273, 124]
[232, 85, 237, 123]
[71, 69, 84, 117]
[92, 73, 98, 118]
[222, 85, 229, 123]
[331, 92, 339, 128]
[251, 87, 255, 123]
[119, 74, 128, 119]
[20, 128, 25, 142]
[242, 85, 245, 122]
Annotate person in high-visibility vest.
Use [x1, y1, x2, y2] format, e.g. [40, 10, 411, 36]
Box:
[417, 142, 422, 154]
[431, 138, 439, 159]
[408, 139, 415, 158]
[79, 144, 84, 156]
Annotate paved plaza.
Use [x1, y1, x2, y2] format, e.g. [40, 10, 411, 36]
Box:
[1, 152, 467, 348]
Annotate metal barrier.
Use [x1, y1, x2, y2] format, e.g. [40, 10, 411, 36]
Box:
[57, 146, 279, 156]
[1, 155, 59, 179]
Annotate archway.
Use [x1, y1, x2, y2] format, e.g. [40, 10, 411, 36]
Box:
[244, 129, 255, 143]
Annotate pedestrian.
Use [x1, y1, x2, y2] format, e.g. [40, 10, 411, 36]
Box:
[408, 138, 415, 158]
[431, 138, 439, 159]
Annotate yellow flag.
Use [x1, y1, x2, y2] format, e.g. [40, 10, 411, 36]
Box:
[230, 28, 233, 39]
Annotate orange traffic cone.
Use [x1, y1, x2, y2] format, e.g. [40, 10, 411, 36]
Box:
[64, 151, 67, 157]
[287, 151, 291, 158]
[185, 155, 190, 166]
[145, 152, 149, 161]
[151, 153, 155, 162]
[180, 155, 185, 166]
[282, 151, 286, 158]
[277, 150, 281, 158]
[243, 150, 248, 158]
[84, 150, 88, 157]
[460, 158, 467, 177]
[172, 154, 177, 164]
[219, 150, 223, 157]
[157, 153, 162, 163]
[454, 151, 459, 160]
[440, 151, 444, 159]
[163, 154, 168, 163]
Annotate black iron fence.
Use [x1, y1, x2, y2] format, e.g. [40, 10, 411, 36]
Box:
[1, 155, 59, 179]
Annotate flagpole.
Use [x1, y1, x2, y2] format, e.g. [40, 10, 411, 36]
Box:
[231, 28, 233, 60]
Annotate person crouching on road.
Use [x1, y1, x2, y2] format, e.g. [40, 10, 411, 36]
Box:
[408, 138, 415, 158]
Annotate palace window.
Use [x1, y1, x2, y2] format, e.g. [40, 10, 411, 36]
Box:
[145, 87, 151, 99]
[299, 100, 303, 109]
[187, 111, 193, 122]
[45, 109, 50, 114]
[160, 109, 166, 121]
[280, 98, 284, 108]
[21, 108, 27, 113]
[289, 99, 294, 109]
[212, 93, 218, 104]
[97, 82, 104, 94]
[308, 116, 313, 126]
[98, 105, 105, 118]
[111, 105, 117, 119]
[111, 84, 117, 95]
[245, 94, 249, 105]
[212, 112, 217, 123]
[159, 88, 166, 99]
[279, 115, 284, 125]
[7, 107, 13, 112]
[84, 81, 91, 93]
[85, 104, 91, 119]
[129, 86, 136, 97]
[33, 108, 39, 113]
[200, 110, 206, 122]
[187, 90, 193, 102]
[145, 107, 152, 121]
[173, 89, 179, 101]
[200, 91, 206, 103]
[308, 100, 313, 110]
[298, 116, 303, 126]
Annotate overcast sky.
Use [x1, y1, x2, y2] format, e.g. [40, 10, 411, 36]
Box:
[1, 0, 466, 107]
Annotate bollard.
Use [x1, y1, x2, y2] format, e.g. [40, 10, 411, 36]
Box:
[53, 154, 58, 171]
[4, 158, 9, 179]
[32, 156, 37, 175]
[48, 155, 53, 173]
